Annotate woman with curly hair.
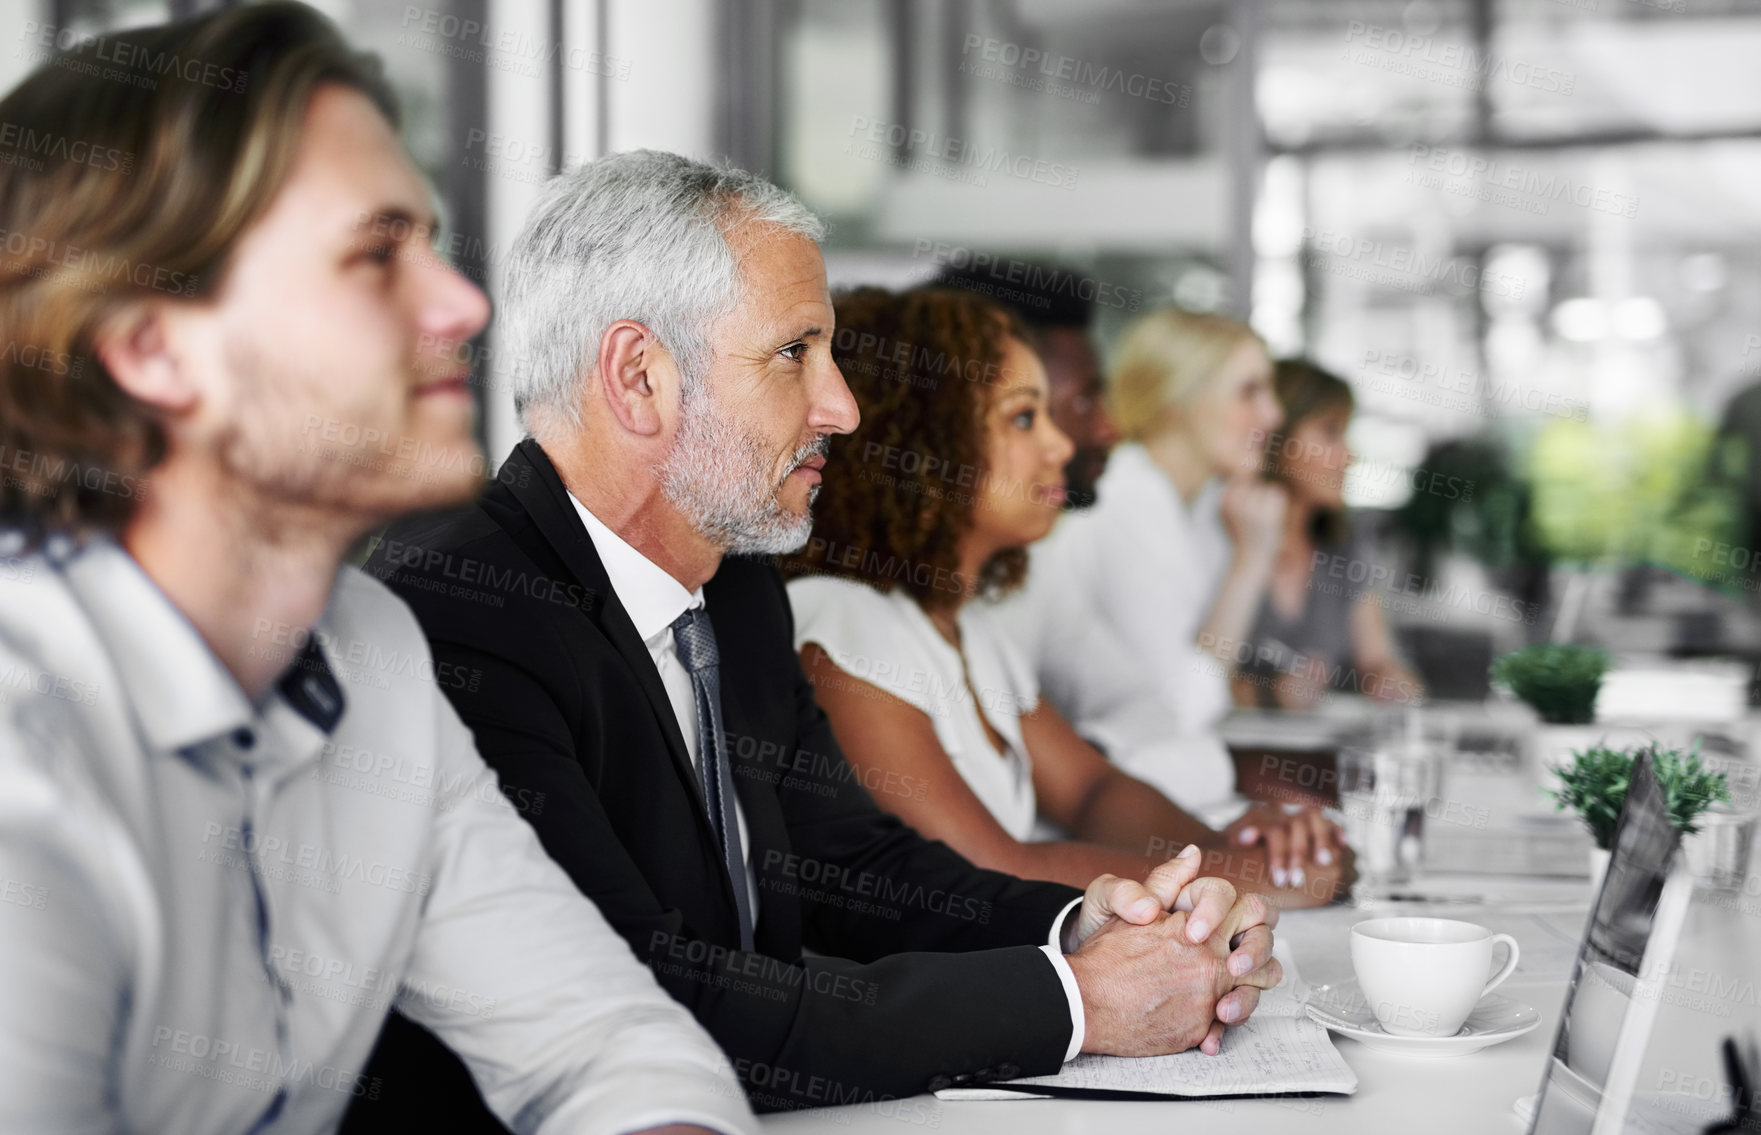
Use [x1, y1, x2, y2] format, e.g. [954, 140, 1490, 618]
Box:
[779, 286, 1348, 904]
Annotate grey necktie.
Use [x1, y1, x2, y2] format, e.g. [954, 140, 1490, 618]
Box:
[669, 606, 756, 951]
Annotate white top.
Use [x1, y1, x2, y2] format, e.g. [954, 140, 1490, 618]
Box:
[990, 442, 1237, 810]
[568, 493, 757, 916]
[0, 538, 753, 1135]
[787, 575, 1040, 842]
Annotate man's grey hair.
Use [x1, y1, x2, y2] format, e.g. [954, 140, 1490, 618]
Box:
[500, 149, 826, 432]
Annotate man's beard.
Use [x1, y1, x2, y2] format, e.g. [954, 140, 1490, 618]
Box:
[657, 381, 827, 555]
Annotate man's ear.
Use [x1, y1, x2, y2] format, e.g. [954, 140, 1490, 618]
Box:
[92, 301, 199, 415]
[595, 319, 673, 438]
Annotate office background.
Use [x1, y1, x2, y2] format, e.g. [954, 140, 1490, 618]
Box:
[10, 0, 1761, 695]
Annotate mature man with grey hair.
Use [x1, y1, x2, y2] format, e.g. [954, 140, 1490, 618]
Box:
[347, 149, 1282, 1129]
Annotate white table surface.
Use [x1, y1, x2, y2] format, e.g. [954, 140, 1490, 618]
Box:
[761, 757, 1761, 1134]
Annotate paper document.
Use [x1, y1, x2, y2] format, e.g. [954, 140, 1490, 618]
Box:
[938, 940, 1356, 1101]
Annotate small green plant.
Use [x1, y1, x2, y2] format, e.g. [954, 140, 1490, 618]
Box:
[1550, 743, 1732, 850]
[1490, 644, 1610, 724]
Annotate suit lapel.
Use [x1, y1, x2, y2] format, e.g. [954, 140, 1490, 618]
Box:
[498, 439, 711, 822]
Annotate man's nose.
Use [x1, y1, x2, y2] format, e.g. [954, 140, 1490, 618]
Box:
[810, 361, 861, 435]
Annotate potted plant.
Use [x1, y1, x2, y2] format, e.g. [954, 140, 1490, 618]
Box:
[1490, 643, 1625, 789]
[1491, 643, 1609, 724]
[1551, 742, 1731, 882]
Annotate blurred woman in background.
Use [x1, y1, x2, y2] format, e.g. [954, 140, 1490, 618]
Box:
[1235, 359, 1425, 710]
[1022, 306, 1288, 740]
[779, 286, 1347, 901]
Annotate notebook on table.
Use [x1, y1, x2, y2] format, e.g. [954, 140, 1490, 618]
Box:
[935, 940, 1357, 1102]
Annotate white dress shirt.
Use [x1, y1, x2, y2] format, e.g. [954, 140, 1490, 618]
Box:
[569, 501, 1086, 1061]
[568, 496, 762, 917]
[991, 442, 1239, 813]
[0, 537, 753, 1135]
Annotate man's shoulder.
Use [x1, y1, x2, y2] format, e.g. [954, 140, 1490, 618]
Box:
[365, 504, 517, 584]
[0, 548, 109, 727]
[364, 502, 600, 634]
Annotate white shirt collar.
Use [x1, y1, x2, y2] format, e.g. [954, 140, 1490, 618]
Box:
[61, 537, 253, 753]
[58, 537, 345, 761]
[566, 493, 705, 645]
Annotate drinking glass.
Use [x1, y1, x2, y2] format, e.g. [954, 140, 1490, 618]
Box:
[1337, 734, 1445, 888]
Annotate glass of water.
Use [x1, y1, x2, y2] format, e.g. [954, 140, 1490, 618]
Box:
[1336, 737, 1444, 888]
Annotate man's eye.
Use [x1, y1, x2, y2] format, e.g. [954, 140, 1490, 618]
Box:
[1013, 409, 1035, 428]
[359, 244, 395, 266]
[781, 342, 809, 362]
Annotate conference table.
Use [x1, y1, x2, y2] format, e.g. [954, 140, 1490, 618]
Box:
[762, 706, 1761, 1133]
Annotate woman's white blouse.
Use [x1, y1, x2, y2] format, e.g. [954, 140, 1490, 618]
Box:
[787, 575, 1040, 841]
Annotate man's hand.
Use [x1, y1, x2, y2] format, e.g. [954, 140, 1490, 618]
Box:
[1065, 846, 1271, 971]
[1222, 802, 1345, 889]
[1066, 868, 1281, 1057]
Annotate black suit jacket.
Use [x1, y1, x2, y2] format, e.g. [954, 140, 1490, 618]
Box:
[342, 439, 1081, 1128]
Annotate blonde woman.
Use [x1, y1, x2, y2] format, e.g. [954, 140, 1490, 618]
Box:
[994, 308, 1348, 876]
[1009, 305, 1289, 723]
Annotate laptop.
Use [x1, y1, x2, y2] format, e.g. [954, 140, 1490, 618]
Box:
[1521, 747, 1700, 1134]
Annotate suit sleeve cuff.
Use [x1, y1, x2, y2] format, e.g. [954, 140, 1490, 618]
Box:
[1042, 897, 1086, 1062]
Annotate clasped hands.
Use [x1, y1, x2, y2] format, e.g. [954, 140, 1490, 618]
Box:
[1064, 844, 1281, 1058]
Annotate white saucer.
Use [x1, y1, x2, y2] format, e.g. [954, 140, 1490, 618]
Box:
[1305, 978, 1541, 1057]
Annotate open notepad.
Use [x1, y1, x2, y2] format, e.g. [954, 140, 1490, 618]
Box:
[936, 942, 1357, 1102]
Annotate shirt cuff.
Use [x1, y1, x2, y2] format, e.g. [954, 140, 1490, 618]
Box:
[1041, 897, 1086, 1062]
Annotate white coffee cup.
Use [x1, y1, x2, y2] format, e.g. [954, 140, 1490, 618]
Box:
[1350, 917, 1520, 1037]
